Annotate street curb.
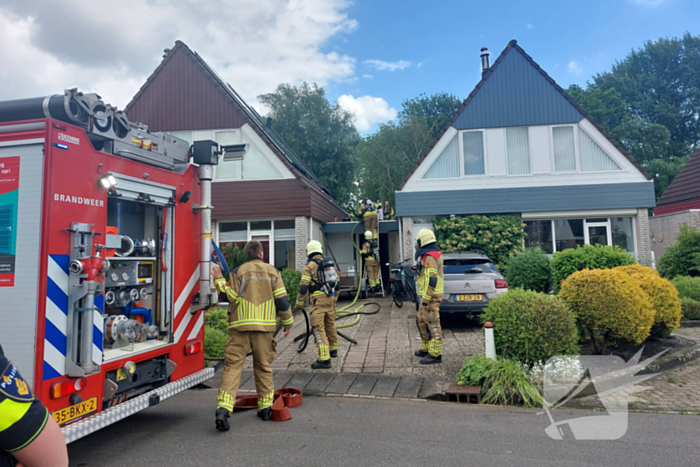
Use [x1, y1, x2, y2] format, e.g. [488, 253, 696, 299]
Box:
[639, 344, 700, 375]
[680, 320, 700, 328]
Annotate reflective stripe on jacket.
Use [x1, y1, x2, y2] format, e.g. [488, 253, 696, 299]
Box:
[419, 252, 443, 301]
[215, 259, 292, 332]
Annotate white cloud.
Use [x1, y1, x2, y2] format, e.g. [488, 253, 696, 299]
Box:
[629, 0, 667, 6]
[362, 74, 374, 79]
[364, 59, 412, 72]
[0, 0, 358, 108]
[337, 94, 397, 131]
[568, 61, 583, 75]
[527, 24, 533, 29]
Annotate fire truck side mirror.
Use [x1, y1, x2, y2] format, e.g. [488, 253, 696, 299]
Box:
[191, 140, 219, 165]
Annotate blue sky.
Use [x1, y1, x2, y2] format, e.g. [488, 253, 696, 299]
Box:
[323, 0, 700, 132]
[0, 0, 697, 135]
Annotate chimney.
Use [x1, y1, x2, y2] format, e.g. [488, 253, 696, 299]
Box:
[266, 116, 273, 128]
[480, 47, 490, 77]
[163, 48, 171, 59]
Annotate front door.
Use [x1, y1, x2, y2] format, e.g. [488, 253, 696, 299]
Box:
[585, 221, 612, 247]
[250, 234, 271, 264]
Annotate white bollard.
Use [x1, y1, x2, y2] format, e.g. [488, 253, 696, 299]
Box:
[484, 321, 496, 361]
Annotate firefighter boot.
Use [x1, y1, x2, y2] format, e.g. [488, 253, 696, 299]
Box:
[414, 349, 429, 357]
[257, 407, 272, 421]
[311, 359, 332, 369]
[420, 354, 442, 365]
[215, 408, 230, 431]
[330, 349, 338, 358]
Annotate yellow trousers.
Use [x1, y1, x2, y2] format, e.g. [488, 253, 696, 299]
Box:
[311, 294, 338, 361]
[217, 329, 276, 413]
[417, 294, 443, 357]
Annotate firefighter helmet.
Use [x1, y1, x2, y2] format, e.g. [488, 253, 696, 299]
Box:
[306, 240, 323, 257]
[415, 228, 436, 248]
[364, 199, 374, 210]
[365, 230, 373, 240]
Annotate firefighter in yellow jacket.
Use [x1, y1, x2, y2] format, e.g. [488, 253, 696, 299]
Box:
[359, 198, 378, 239]
[212, 241, 294, 431]
[414, 229, 444, 364]
[296, 240, 339, 370]
[361, 230, 380, 293]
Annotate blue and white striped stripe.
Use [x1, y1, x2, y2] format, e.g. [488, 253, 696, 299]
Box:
[43, 254, 104, 381]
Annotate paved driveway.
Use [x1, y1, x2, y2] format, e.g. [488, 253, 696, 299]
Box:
[240, 295, 484, 381]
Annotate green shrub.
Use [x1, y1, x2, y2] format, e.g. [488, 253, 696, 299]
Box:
[205, 307, 229, 333]
[658, 224, 700, 279]
[223, 243, 247, 272]
[502, 248, 552, 293]
[616, 264, 681, 337]
[433, 214, 525, 267]
[559, 268, 655, 354]
[204, 325, 228, 359]
[456, 354, 496, 386]
[281, 268, 301, 300]
[671, 275, 700, 301]
[681, 298, 700, 320]
[481, 289, 579, 366]
[480, 358, 543, 408]
[550, 244, 635, 292]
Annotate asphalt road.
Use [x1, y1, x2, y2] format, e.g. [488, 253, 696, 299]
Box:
[67, 388, 700, 467]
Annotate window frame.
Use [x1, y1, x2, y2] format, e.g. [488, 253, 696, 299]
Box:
[216, 218, 296, 269]
[504, 126, 533, 176]
[459, 129, 488, 177]
[549, 124, 579, 174]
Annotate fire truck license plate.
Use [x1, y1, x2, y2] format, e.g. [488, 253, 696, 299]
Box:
[455, 294, 483, 301]
[52, 397, 97, 426]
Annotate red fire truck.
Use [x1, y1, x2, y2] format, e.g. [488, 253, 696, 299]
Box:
[0, 89, 231, 443]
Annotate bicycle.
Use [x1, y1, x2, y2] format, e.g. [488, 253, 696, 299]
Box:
[388, 261, 418, 309]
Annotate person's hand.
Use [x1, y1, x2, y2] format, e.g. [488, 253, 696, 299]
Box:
[283, 323, 293, 337]
[211, 264, 223, 280]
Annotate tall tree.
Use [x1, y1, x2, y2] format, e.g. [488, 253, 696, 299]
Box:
[259, 83, 360, 206]
[356, 93, 462, 204]
[398, 92, 463, 140]
[567, 33, 700, 199]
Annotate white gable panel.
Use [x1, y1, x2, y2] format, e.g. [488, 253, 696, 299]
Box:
[577, 119, 644, 178]
[240, 124, 294, 180]
[579, 128, 621, 172]
[404, 126, 459, 187]
[486, 128, 506, 176]
[423, 133, 459, 179]
[529, 125, 550, 174]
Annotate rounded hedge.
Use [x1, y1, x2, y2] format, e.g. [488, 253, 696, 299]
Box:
[503, 248, 552, 293]
[671, 275, 700, 301]
[481, 289, 579, 367]
[680, 298, 700, 320]
[550, 244, 635, 292]
[559, 268, 654, 353]
[615, 264, 681, 337]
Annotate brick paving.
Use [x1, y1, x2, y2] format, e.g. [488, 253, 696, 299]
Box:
[568, 328, 700, 414]
[241, 294, 484, 381]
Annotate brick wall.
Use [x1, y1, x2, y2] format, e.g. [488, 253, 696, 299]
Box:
[649, 210, 700, 262]
[401, 216, 413, 262]
[295, 216, 309, 271]
[634, 208, 652, 266]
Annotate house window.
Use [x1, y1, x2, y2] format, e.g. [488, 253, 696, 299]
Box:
[462, 131, 485, 175]
[524, 216, 636, 255]
[219, 221, 247, 242]
[506, 127, 531, 175]
[579, 130, 621, 172]
[524, 220, 553, 253]
[423, 134, 460, 179]
[554, 219, 585, 251]
[552, 126, 576, 172]
[611, 217, 634, 253]
[274, 219, 296, 270]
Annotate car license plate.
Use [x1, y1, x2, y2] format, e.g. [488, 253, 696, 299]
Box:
[455, 294, 483, 301]
[52, 397, 97, 426]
